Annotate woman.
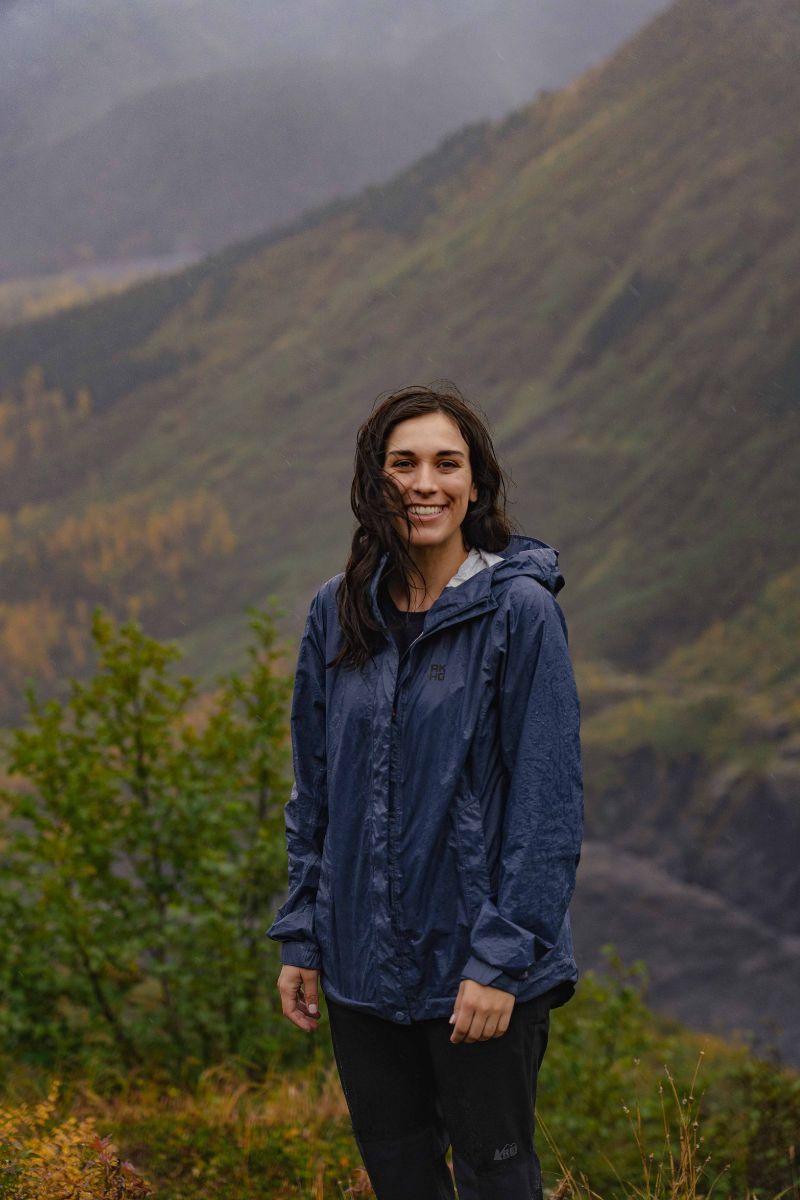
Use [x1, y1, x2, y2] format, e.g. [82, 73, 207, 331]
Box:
[268, 383, 583, 1200]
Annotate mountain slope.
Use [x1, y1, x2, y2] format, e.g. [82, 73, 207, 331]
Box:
[1, 0, 796, 679]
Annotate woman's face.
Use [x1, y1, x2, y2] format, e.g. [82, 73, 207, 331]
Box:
[382, 411, 478, 552]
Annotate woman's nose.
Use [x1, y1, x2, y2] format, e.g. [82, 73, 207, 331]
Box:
[410, 464, 437, 492]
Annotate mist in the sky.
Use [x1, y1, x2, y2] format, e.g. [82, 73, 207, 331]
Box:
[0, 0, 674, 278]
[1, 0, 673, 98]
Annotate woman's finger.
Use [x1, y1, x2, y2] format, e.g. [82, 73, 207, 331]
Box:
[481, 1012, 500, 1040]
[278, 982, 315, 1030]
[450, 1001, 476, 1043]
[277, 967, 320, 1031]
[286, 990, 320, 1032]
[465, 1010, 490, 1043]
[300, 968, 321, 1018]
[287, 1006, 319, 1032]
[495, 1009, 512, 1037]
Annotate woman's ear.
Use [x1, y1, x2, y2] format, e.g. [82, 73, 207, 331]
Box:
[470, 482, 479, 503]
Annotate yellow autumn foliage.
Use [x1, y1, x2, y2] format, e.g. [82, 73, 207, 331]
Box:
[0, 368, 90, 470]
[46, 488, 237, 584]
[0, 483, 236, 701]
[0, 597, 65, 681]
[0, 1080, 152, 1199]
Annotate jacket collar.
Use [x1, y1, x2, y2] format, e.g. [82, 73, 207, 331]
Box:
[368, 534, 564, 635]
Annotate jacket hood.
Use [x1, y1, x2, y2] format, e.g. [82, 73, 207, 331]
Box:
[491, 533, 564, 596]
[369, 533, 564, 633]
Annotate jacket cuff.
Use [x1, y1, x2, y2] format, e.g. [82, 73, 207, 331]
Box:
[460, 955, 527, 996]
[279, 941, 322, 970]
[468, 898, 555, 976]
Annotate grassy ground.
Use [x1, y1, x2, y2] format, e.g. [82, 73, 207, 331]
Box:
[2, 961, 798, 1199]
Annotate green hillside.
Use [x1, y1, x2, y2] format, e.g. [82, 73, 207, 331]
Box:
[0, 0, 797, 718]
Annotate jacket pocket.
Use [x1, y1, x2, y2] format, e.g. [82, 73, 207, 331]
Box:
[452, 783, 492, 922]
[313, 860, 332, 943]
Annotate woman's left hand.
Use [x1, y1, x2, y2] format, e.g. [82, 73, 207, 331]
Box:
[448, 978, 515, 1044]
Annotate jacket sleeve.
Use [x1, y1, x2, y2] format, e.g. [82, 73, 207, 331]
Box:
[266, 588, 329, 970]
[460, 582, 583, 995]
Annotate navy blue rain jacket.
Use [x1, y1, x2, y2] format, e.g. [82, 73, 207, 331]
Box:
[267, 534, 584, 1023]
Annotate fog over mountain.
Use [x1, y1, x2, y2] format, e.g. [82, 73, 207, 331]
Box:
[0, 0, 499, 144]
[0, 0, 671, 278]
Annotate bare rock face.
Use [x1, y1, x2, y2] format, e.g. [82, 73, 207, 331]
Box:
[585, 745, 800, 937]
[577, 738, 800, 1065]
[571, 839, 800, 1067]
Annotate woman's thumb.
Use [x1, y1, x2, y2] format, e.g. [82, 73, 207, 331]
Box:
[301, 970, 320, 1015]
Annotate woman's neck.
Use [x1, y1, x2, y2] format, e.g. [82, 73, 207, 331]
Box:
[388, 539, 471, 612]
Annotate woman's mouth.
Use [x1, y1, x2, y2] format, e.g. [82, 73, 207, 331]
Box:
[407, 504, 446, 522]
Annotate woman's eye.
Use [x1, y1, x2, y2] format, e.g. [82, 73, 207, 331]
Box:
[387, 458, 460, 469]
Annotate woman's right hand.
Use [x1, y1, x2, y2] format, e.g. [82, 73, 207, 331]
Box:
[277, 965, 322, 1032]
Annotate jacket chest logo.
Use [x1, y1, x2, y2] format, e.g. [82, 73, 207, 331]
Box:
[429, 663, 447, 681]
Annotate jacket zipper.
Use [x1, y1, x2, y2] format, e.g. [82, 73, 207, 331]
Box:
[385, 597, 496, 943]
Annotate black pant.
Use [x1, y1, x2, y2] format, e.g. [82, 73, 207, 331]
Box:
[326, 987, 558, 1200]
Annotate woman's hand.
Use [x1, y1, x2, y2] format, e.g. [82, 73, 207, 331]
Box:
[449, 978, 515, 1044]
[277, 965, 322, 1032]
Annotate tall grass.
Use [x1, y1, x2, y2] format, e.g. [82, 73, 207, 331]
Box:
[540, 1051, 798, 1200]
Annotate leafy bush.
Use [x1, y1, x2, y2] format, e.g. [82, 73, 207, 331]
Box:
[0, 606, 295, 1084]
[0, 1079, 151, 1198]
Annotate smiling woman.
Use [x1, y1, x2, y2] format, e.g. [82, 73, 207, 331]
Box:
[382, 412, 478, 610]
[268, 381, 584, 1200]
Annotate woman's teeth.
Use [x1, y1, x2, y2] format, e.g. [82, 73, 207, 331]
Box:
[408, 505, 445, 515]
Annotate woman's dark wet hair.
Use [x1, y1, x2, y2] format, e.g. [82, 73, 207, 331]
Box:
[330, 381, 515, 671]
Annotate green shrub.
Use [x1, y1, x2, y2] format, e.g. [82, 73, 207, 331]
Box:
[539, 949, 799, 1200]
[0, 606, 295, 1084]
